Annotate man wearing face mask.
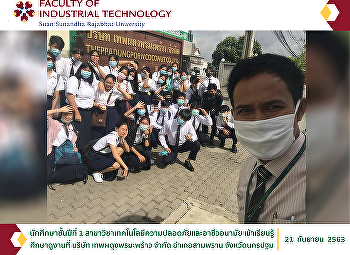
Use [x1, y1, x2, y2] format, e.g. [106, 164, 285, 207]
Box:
[227, 54, 306, 223]
[203, 68, 221, 91]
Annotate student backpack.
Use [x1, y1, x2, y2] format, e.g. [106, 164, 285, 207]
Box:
[47, 139, 88, 189]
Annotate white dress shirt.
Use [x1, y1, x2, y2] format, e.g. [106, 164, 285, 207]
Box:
[52, 124, 74, 147]
[203, 76, 221, 90]
[47, 71, 64, 96]
[103, 65, 119, 77]
[65, 76, 99, 109]
[150, 110, 172, 130]
[190, 114, 213, 131]
[159, 119, 198, 149]
[185, 84, 206, 103]
[93, 131, 122, 154]
[216, 111, 234, 130]
[62, 57, 82, 79]
[138, 78, 156, 93]
[168, 103, 188, 119]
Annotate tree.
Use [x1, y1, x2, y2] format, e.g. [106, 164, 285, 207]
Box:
[211, 35, 262, 69]
[289, 49, 306, 77]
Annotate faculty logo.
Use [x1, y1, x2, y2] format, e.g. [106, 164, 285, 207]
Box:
[0, 224, 27, 255]
[321, 0, 350, 30]
[14, 1, 35, 22]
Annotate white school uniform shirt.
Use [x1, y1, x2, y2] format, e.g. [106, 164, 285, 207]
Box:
[190, 114, 213, 131]
[168, 103, 187, 119]
[150, 110, 172, 130]
[152, 71, 161, 83]
[55, 55, 66, 78]
[103, 65, 119, 77]
[172, 78, 182, 91]
[47, 71, 64, 96]
[185, 84, 206, 104]
[133, 127, 146, 146]
[65, 76, 99, 109]
[93, 131, 122, 154]
[216, 111, 234, 130]
[159, 119, 198, 149]
[138, 78, 156, 93]
[118, 79, 135, 96]
[203, 76, 221, 90]
[52, 124, 74, 147]
[94, 87, 124, 107]
[62, 57, 82, 79]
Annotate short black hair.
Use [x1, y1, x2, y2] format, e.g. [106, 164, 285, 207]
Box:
[75, 62, 94, 84]
[139, 116, 150, 124]
[116, 120, 128, 128]
[90, 50, 99, 57]
[220, 105, 230, 112]
[177, 92, 186, 99]
[108, 54, 119, 61]
[160, 64, 167, 69]
[71, 46, 84, 56]
[163, 91, 172, 98]
[227, 53, 304, 106]
[105, 74, 116, 82]
[119, 66, 129, 74]
[49, 35, 65, 50]
[161, 100, 171, 107]
[190, 75, 199, 84]
[190, 101, 201, 109]
[142, 66, 151, 77]
[178, 108, 192, 121]
[207, 83, 217, 91]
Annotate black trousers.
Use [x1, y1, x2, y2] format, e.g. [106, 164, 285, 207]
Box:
[162, 140, 200, 165]
[202, 112, 217, 140]
[123, 144, 151, 169]
[217, 128, 237, 146]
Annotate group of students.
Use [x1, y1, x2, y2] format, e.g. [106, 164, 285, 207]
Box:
[46, 35, 238, 183]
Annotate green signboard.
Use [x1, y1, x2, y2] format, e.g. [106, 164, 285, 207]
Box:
[156, 30, 193, 42]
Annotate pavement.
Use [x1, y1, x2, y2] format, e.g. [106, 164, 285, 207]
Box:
[47, 84, 306, 224]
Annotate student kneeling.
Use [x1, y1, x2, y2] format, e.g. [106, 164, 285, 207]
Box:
[86, 121, 130, 183]
[159, 108, 200, 172]
[123, 116, 152, 172]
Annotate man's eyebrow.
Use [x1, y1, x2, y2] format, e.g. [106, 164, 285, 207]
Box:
[262, 99, 288, 106]
[234, 104, 252, 110]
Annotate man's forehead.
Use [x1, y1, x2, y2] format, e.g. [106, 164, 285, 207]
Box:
[233, 72, 293, 106]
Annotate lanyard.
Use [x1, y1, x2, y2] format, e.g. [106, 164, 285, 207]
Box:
[244, 138, 306, 223]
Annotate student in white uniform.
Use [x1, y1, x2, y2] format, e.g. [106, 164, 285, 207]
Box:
[189, 102, 213, 146]
[168, 92, 188, 119]
[89, 50, 107, 81]
[48, 35, 67, 107]
[92, 74, 133, 139]
[63, 46, 83, 79]
[47, 51, 64, 110]
[123, 116, 152, 172]
[86, 121, 130, 183]
[185, 75, 205, 105]
[103, 54, 119, 77]
[127, 68, 141, 107]
[149, 100, 172, 148]
[152, 64, 168, 83]
[203, 67, 221, 91]
[47, 106, 85, 180]
[216, 104, 237, 153]
[138, 66, 156, 105]
[159, 108, 200, 172]
[66, 62, 99, 151]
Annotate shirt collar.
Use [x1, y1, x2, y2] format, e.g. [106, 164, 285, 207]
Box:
[256, 132, 306, 177]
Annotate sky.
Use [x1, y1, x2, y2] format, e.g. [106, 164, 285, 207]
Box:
[192, 30, 305, 63]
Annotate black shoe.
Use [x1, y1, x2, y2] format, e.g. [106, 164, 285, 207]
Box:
[231, 145, 237, 153]
[219, 141, 225, 148]
[184, 160, 194, 172]
[201, 143, 207, 147]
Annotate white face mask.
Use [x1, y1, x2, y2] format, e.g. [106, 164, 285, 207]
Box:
[234, 101, 300, 160]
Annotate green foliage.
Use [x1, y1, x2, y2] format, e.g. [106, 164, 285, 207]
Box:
[211, 35, 262, 68]
[289, 49, 306, 77]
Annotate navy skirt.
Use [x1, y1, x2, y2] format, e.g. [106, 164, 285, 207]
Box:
[74, 108, 92, 151]
[86, 151, 115, 173]
[105, 106, 119, 134]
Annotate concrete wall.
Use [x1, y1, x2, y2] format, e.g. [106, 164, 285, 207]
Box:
[218, 62, 236, 88]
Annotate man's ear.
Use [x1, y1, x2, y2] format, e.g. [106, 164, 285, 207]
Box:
[296, 97, 306, 121]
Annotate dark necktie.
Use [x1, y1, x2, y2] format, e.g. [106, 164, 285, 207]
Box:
[246, 165, 272, 223]
[161, 114, 165, 126]
[70, 59, 75, 77]
[192, 117, 196, 129]
[175, 124, 181, 148]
